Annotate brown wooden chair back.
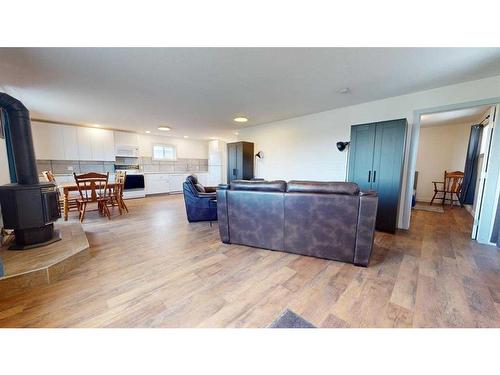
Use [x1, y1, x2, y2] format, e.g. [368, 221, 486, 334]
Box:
[113, 171, 126, 196]
[42, 170, 56, 183]
[444, 171, 464, 193]
[73, 172, 109, 202]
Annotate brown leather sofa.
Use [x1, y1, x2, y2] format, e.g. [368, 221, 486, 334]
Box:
[216, 180, 378, 267]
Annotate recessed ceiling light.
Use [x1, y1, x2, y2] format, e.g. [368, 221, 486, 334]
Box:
[233, 117, 248, 123]
[158, 126, 171, 131]
[92, 124, 101, 127]
[183, 135, 189, 138]
[145, 130, 151, 134]
[234, 132, 239, 135]
[337, 87, 350, 94]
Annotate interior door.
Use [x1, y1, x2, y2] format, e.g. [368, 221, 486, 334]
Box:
[348, 124, 376, 191]
[472, 105, 497, 239]
[371, 119, 407, 233]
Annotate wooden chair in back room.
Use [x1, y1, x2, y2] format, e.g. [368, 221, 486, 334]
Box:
[430, 170, 464, 207]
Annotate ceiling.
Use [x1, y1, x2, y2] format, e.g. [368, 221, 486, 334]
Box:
[1, 48, 500, 140]
[420, 105, 491, 127]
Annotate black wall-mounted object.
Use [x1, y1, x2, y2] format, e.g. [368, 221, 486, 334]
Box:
[0, 93, 61, 250]
[336, 141, 350, 152]
[348, 118, 407, 233]
[227, 141, 254, 182]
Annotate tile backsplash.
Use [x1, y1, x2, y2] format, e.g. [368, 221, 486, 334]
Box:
[37, 157, 208, 175]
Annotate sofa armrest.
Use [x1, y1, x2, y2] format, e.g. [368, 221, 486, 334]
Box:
[216, 185, 230, 243]
[196, 192, 217, 198]
[354, 193, 378, 267]
[204, 186, 217, 193]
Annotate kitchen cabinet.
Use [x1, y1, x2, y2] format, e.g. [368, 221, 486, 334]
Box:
[145, 173, 207, 195]
[76, 127, 93, 160]
[61, 126, 79, 160]
[32, 122, 115, 161]
[168, 174, 187, 193]
[75, 127, 115, 161]
[31, 122, 65, 160]
[145, 174, 170, 195]
[114, 131, 139, 147]
[196, 172, 209, 186]
[348, 118, 407, 233]
[90, 128, 115, 161]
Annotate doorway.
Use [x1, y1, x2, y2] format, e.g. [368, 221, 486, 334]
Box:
[411, 105, 493, 237]
[405, 100, 500, 245]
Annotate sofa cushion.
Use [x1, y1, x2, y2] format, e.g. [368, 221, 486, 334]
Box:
[287, 181, 359, 195]
[195, 183, 205, 193]
[227, 190, 285, 251]
[230, 180, 287, 192]
[284, 193, 359, 262]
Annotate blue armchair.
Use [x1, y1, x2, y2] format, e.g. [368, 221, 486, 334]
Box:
[183, 175, 218, 222]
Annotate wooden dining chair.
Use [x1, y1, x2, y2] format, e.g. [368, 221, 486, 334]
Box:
[73, 172, 111, 222]
[106, 171, 129, 215]
[42, 170, 79, 215]
[430, 170, 465, 208]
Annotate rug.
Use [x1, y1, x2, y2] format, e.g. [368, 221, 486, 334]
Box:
[412, 202, 444, 213]
[268, 309, 316, 328]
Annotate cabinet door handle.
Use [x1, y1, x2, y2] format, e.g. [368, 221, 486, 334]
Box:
[373, 170, 376, 183]
[368, 170, 371, 182]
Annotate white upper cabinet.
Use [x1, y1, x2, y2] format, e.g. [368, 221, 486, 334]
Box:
[102, 130, 116, 161]
[90, 128, 115, 161]
[32, 122, 116, 161]
[31, 122, 65, 160]
[114, 131, 139, 147]
[76, 127, 93, 160]
[61, 126, 79, 160]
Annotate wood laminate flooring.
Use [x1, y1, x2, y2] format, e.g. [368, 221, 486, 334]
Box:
[0, 194, 499, 327]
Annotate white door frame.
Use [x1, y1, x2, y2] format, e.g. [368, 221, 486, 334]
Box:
[472, 105, 497, 239]
[402, 97, 500, 242]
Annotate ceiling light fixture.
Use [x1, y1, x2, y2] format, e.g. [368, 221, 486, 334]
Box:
[145, 130, 151, 134]
[158, 126, 171, 131]
[183, 135, 189, 138]
[92, 124, 101, 127]
[233, 117, 248, 123]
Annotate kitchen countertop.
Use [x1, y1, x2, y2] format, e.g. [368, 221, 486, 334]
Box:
[45, 171, 209, 178]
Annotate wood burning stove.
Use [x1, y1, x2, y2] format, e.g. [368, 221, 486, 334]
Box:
[0, 93, 61, 250]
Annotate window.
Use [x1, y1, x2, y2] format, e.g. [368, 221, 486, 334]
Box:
[152, 144, 176, 161]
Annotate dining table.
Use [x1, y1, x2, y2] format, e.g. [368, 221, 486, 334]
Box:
[59, 181, 120, 221]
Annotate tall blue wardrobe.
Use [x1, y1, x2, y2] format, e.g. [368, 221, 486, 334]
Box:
[348, 118, 407, 233]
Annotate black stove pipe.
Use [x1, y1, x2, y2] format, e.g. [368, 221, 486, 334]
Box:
[0, 93, 38, 185]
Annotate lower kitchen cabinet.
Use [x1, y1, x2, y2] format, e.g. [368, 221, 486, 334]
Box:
[145, 173, 209, 195]
[145, 174, 171, 195]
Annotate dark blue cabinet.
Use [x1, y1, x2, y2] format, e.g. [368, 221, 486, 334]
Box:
[348, 119, 407, 233]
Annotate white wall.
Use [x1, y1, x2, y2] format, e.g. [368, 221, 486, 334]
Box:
[239, 74, 500, 229]
[138, 134, 208, 159]
[415, 122, 471, 202]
